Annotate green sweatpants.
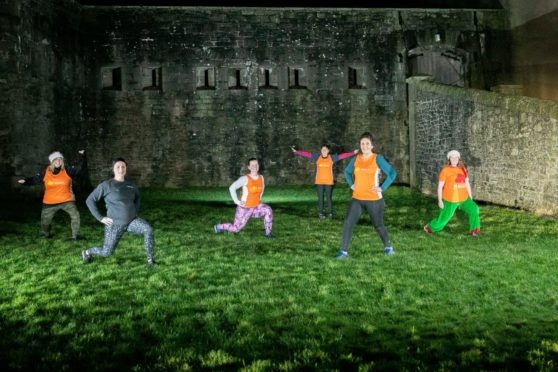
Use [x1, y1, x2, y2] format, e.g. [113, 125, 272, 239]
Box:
[427, 197, 480, 233]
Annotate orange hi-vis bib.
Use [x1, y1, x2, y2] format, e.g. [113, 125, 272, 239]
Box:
[315, 155, 334, 185]
[440, 166, 469, 203]
[245, 174, 263, 208]
[42, 168, 75, 205]
[352, 154, 381, 201]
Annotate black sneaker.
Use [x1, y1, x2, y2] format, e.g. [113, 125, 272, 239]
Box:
[69, 235, 85, 241]
[81, 250, 91, 263]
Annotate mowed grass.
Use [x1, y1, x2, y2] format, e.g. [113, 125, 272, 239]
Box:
[1, 185, 558, 371]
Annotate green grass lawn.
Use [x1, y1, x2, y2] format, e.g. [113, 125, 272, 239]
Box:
[1, 185, 558, 371]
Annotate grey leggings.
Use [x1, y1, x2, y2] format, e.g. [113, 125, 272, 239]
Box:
[316, 184, 333, 215]
[341, 198, 390, 251]
[89, 217, 154, 261]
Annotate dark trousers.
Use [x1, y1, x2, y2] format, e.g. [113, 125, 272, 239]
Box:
[316, 184, 333, 215]
[341, 198, 390, 251]
[40, 201, 80, 238]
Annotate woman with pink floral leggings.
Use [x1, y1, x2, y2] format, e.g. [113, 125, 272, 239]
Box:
[214, 158, 273, 237]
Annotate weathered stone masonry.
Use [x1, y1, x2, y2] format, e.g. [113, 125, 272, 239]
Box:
[409, 77, 558, 215]
[4, 0, 508, 191]
[79, 7, 413, 187]
[1, 0, 84, 193]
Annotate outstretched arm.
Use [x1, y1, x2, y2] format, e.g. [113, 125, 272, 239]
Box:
[291, 147, 316, 161]
[18, 169, 46, 186]
[332, 149, 358, 163]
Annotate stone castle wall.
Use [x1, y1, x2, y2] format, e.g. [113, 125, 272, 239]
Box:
[409, 77, 558, 215]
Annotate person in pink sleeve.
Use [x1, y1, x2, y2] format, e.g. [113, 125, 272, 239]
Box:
[214, 158, 273, 238]
[292, 144, 357, 219]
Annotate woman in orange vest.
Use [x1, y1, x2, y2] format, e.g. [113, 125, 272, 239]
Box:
[336, 132, 397, 259]
[423, 150, 481, 236]
[214, 158, 273, 237]
[18, 150, 86, 240]
[292, 144, 357, 219]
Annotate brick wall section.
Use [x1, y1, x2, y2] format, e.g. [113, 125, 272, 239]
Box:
[409, 77, 558, 215]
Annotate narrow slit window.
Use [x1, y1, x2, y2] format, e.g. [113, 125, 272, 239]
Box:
[143, 67, 162, 91]
[288, 67, 306, 89]
[259, 67, 278, 89]
[101, 67, 122, 91]
[196, 67, 215, 90]
[235, 70, 241, 88]
[228, 68, 247, 90]
[348, 67, 365, 89]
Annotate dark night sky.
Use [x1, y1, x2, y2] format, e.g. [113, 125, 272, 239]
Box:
[76, 0, 503, 9]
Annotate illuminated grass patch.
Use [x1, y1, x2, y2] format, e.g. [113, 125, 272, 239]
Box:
[0, 186, 557, 370]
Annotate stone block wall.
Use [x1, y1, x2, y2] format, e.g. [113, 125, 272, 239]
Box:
[78, 7, 410, 186]
[1, 0, 85, 193]
[409, 77, 558, 215]
[3, 2, 509, 192]
[75, 6, 507, 187]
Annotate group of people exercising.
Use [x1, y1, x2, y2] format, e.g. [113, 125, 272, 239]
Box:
[18, 132, 481, 264]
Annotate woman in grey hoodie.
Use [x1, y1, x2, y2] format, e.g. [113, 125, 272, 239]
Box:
[82, 158, 154, 265]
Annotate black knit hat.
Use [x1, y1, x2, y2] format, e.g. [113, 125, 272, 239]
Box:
[112, 157, 127, 167]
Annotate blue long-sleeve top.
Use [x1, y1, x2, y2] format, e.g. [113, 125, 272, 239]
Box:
[343, 154, 397, 192]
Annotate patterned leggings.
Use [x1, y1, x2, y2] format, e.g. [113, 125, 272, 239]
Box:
[219, 204, 273, 235]
[88, 217, 154, 261]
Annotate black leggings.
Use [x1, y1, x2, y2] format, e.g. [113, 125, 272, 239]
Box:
[316, 184, 333, 215]
[341, 198, 390, 251]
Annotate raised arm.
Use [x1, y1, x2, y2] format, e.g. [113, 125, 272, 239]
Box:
[66, 150, 87, 178]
